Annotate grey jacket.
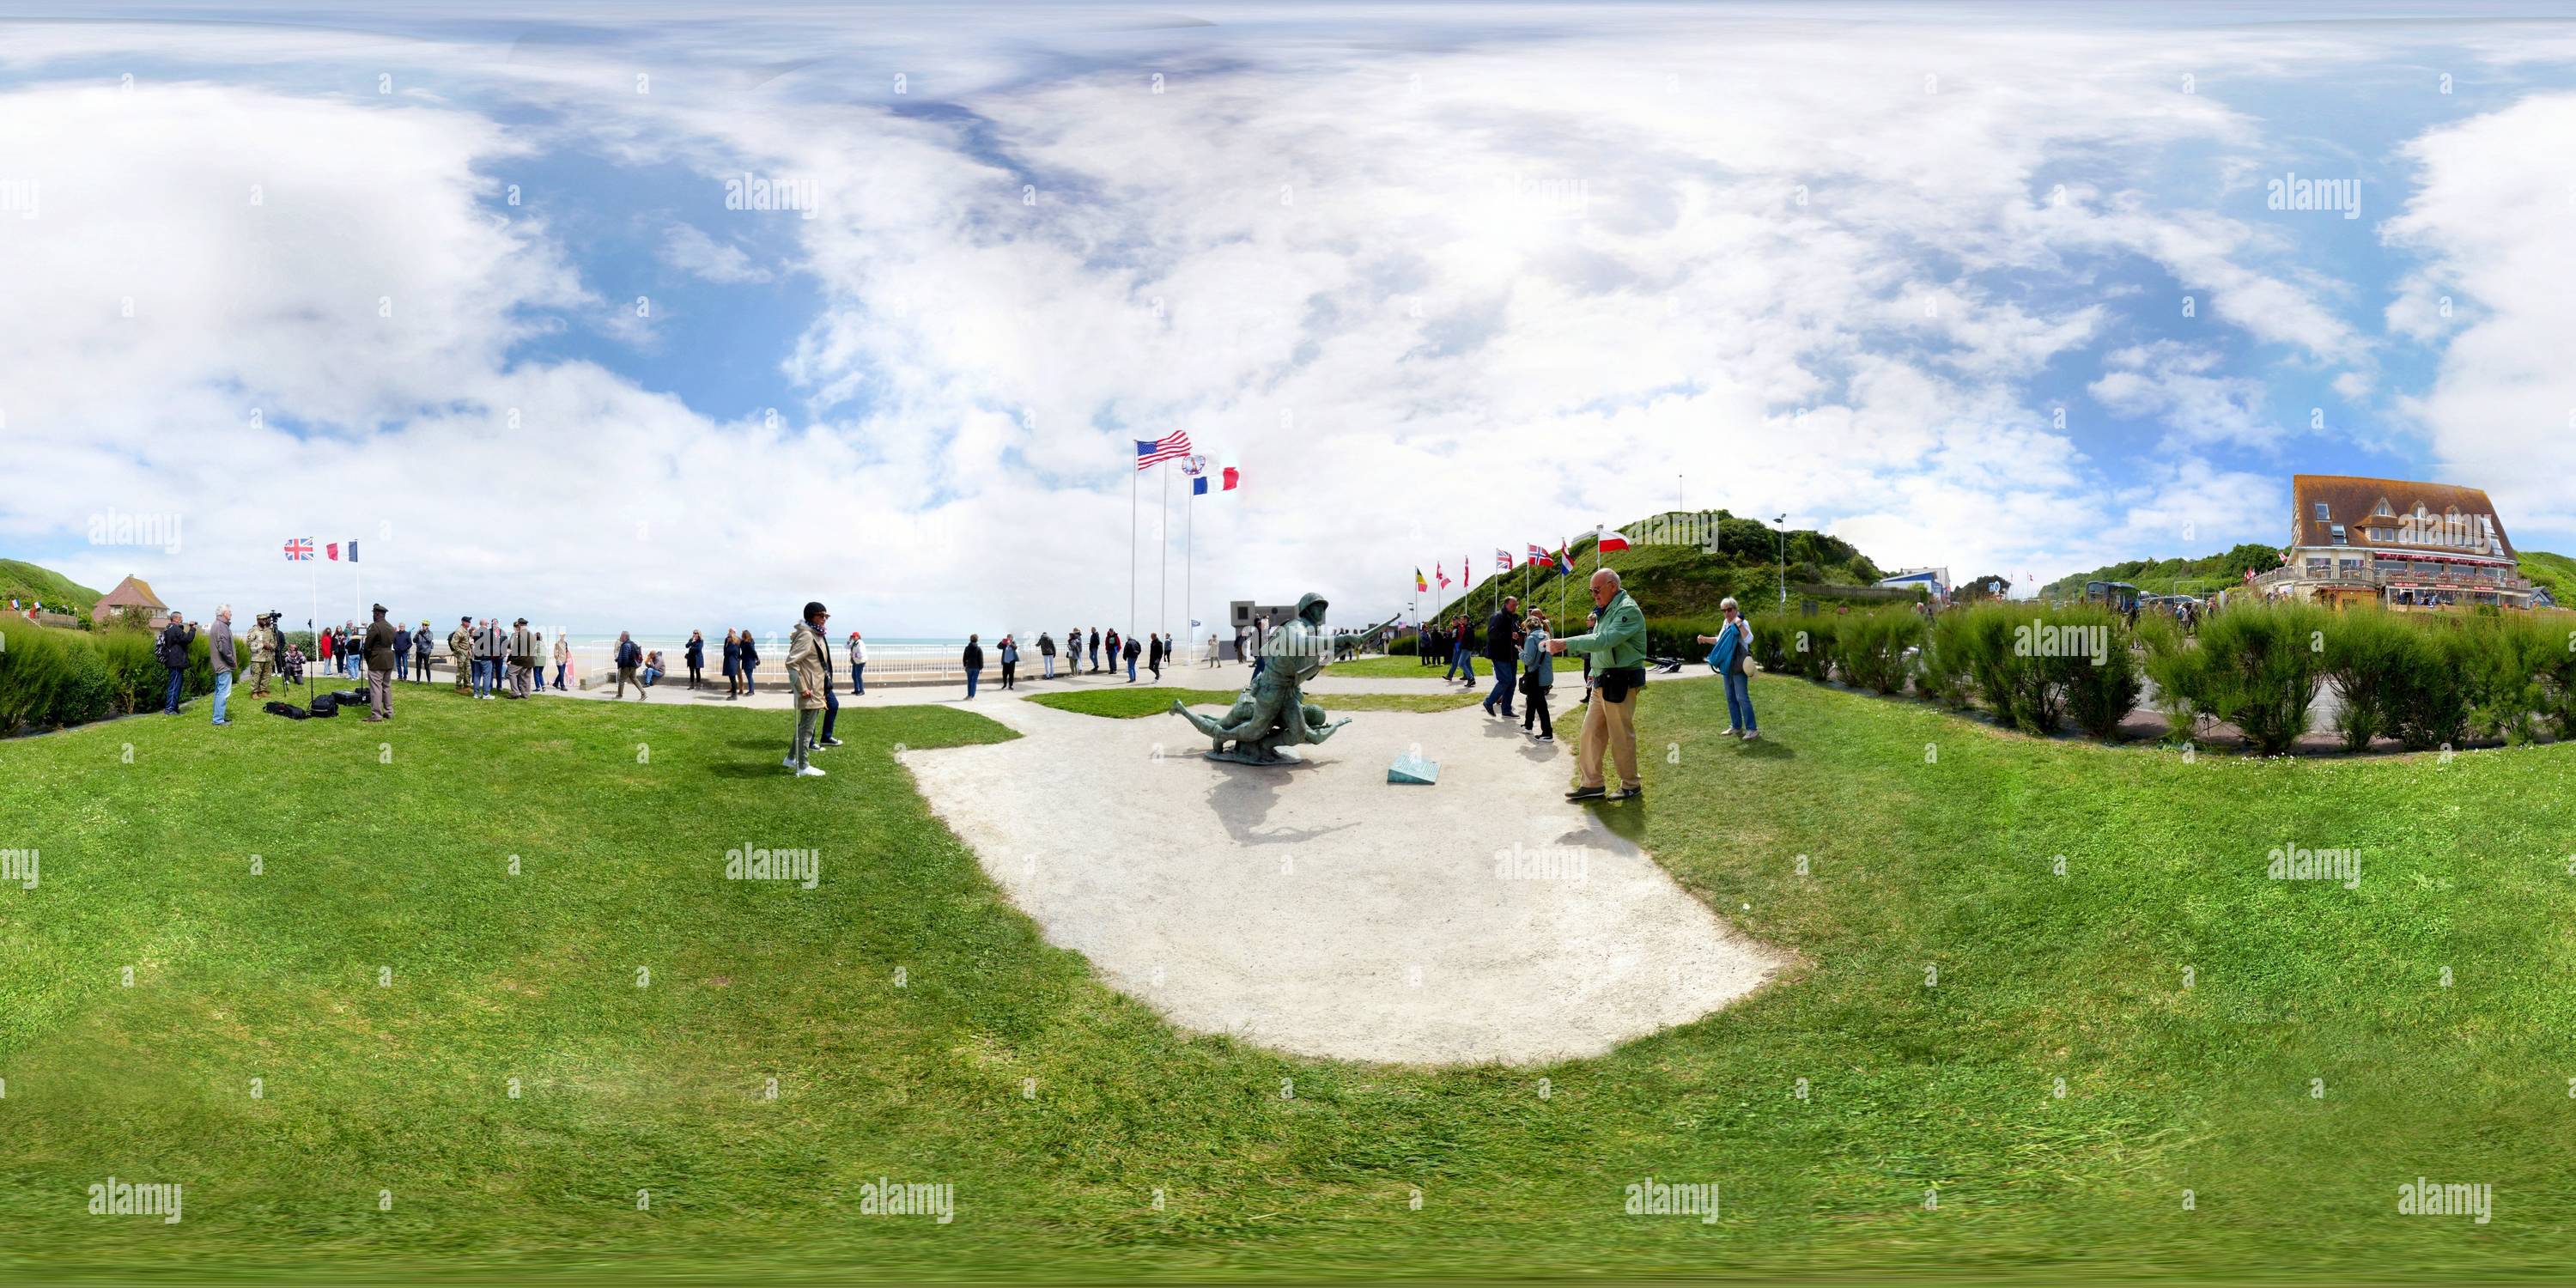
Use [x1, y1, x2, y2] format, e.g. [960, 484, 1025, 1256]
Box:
[210, 619, 236, 672]
[1520, 627, 1553, 686]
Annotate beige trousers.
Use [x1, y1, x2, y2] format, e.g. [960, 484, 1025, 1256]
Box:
[1577, 688, 1640, 790]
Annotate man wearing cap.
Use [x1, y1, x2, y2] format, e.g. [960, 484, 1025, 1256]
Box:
[447, 617, 473, 695]
[246, 612, 277, 698]
[363, 603, 397, 722]
[784, 601, 832, 777]
[507, 617, 537, 699]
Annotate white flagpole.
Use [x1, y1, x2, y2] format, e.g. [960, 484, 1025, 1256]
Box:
[1185, 481, 1194, 664]
[1159, 461, 1169, 647]
[1129, 458, 1138, 640]
[307, 557, 319, 706]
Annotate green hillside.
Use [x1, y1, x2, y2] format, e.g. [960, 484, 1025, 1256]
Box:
[1422, 510, 1883, 622]
[0, 559, 102, 617]
[2041, 544, 2576, 604]
[2518, 550, 2576, 604]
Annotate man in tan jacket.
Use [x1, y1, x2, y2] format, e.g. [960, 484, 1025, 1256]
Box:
[784, 601, 832, 778]
[507, 618, 537, 698]
[447, 617, 473, 694]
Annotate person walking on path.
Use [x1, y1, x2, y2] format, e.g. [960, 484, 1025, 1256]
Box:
[1123, 632, 1141, 683]
[1104, 629, 1121, 677]
[1444, 615, 1478, 686]
[1146, 631, 1163, 680]
[1038, 631, 1057, 679]
[722, 629, 743, 698]
[447, 617, 473, 695]
[553, 631, 572, 690]
[363, 604, 397, 722]
[156, 611, 197, 715]
[613, 632, 649, 700]
[683, 631, 704, 690]
[848, 631, 866, 695]
[738, 629, 761, 695]
[999, 635, 1020, 690]
[1089, 627, 1103, 673]
[1548, 569, 1648, 803]
[784, 601, 831, 778]
[963, 634, 985, 699]
[1698, 597, 1759, 740]
[1484, 596, 1522, 720]
[1520, 611, 1555, 742]
[210, 606, 238, 726]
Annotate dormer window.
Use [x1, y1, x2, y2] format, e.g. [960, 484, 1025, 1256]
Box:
[2373, 499, 2394, 517]
[2330, 525, 2347, 544]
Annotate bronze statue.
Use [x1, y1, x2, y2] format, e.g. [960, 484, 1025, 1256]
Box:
[1170, 592, 1398, 764]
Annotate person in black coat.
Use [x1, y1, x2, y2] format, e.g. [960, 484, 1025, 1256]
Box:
[685, 630, 706, 690]
[156, 612, 197, 714]
[738, 629, 761, 695]
[1147, 631, 1164, 679]
[1483, 597, 1522, 720]
[723, 629, 743, 699]
[963, 634, 985, 699]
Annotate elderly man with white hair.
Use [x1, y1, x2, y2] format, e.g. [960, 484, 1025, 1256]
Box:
[209, 605, 237, 726]
[1548, 568, 1649, 801]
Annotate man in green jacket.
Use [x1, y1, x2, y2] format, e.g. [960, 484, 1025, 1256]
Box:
[1549, 568, 1647, 802]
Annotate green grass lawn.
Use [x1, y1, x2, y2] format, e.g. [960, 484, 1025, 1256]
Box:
[5, 677, 2574, 1280]
[1027, 685, 1479, 719]
[1313, 655, 1457, 680]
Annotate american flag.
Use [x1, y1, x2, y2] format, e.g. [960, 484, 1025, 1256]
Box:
[1134, 430, 1194, 471]
[283, 538, 314, 561]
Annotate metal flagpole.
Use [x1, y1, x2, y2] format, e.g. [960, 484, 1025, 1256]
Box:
[1129, 460, 1137, 639]
[1185, 483, 1194, 665]
[1159, 462, 1169, 647]
[307, 558, 319, 708]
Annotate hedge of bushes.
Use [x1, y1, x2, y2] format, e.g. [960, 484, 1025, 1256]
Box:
[1742, 600, 2576, 755]
[0, 623, 214, 736]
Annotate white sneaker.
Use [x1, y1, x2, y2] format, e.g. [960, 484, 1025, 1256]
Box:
[796, 764, 827, 777]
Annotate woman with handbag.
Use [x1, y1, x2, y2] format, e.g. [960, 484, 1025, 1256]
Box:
[1697, 597, 1758, 740]
[1519, 611, 1555, 743]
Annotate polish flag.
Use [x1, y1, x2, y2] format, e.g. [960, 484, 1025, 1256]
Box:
[1595, 526, 1631, 553]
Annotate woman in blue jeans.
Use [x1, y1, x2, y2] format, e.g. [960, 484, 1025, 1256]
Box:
[1698, 597, 1759, 740]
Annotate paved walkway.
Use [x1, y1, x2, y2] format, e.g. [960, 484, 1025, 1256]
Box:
[895, 677, 1779, 1066]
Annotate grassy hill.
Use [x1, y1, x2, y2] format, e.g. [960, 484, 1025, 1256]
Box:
[0, 558, 102, 617]
[1422, 510, 1884, 622]
[2041, 544, 2576, 604]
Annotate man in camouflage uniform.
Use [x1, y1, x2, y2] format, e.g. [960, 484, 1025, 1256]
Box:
[447, 617, 474, 695]
[246, 613, 277, 696]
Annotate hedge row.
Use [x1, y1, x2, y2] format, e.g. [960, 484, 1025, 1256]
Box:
[0, 624, 216, 735]
[1747, 601, 2576, 754]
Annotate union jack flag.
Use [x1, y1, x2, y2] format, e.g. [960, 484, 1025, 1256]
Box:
[1134, 430, 1194, 471]
[1495, 548, 1515, 570]
[283, 538, 314, 562]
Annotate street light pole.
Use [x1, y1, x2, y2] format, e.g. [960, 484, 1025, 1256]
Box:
[1776, 513, 1789, 605]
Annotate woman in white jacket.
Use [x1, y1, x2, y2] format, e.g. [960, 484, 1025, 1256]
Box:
[847, 631, 867, 696]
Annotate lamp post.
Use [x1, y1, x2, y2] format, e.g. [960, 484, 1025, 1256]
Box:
[1775, 513, 1789, 605]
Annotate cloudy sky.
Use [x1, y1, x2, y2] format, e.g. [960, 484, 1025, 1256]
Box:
[3, 1, 2573, 636]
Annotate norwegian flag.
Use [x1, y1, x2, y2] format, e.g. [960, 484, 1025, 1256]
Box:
[1527, 544, 1555, 568]
[283, 538, 314, 562]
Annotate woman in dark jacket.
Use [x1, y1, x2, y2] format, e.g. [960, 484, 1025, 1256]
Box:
[721, 629, 742, 698]
[737, 628, 760, 695]
[962, 635, 985, 699]
[685, 630, 706, 690]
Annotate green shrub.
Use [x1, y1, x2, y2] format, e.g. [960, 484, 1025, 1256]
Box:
[2462, 614, 2557, 744]
[1785, 615, 1841, 682]
[2389, 623, 2475, 751]
[2318, 609, 2414, 751]
[2537, 619, 2576, 739]
[0, 624, 114, 732]
[2053, 605, 2142, 740]
[1748, 614, 1794, 672]
[1916, 608, 1978, 708]
[1832, 608, 1925, 695]
[2188, 603, 2328, 755]
[2142, 625, 2211, 743]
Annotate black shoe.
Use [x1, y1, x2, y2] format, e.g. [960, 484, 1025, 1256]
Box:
[1609, 787, 1643, 803]
[1564, 786, 1606, 802]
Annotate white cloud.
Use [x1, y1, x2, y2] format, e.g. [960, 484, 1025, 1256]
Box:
[659, 221, 772, 283]
[2087, 341, 2279, 447]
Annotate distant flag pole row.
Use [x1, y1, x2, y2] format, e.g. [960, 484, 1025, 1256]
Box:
[1134, 430, 1239, 652]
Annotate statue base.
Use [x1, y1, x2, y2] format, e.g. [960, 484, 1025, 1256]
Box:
[1205, 745, 1302, 766]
